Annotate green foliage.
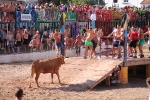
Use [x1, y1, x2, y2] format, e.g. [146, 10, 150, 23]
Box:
[39, 0, 105, 6]
[67, 0, 88, 5]
[67, 0, 105, 5]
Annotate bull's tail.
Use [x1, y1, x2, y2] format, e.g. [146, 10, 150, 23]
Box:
[30, 66, 35, 78]
[29, 65, 35, 88]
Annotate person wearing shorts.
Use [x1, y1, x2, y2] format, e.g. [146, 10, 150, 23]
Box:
[138, 27, 145, 58]
[85, 40, 93, 45]
[128, 26, 138, 58]
[84, 27, 97, 59]
[75, 35, 82, 57]
[16, 31, 22, 53]
[55, 42, 62, 48]
[6, 31, 15, 54]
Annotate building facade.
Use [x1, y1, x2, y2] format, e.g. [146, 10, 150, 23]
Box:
[104, 0, 150, 7]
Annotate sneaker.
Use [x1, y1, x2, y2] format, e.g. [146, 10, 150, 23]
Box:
[133, 56, 137, 58]
[140, 54, 144, 58]
[127, 54, 130, 56]
[117, 55, 122, 59]
[129, 54, 133, 57]
[135, 50, 137, 53]
[111, 80, 117, 84]
[117, 80, 121, 84]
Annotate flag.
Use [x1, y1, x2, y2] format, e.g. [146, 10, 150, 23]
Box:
[59, 12, 66, 26]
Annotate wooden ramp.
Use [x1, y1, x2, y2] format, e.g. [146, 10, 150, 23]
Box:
[60, 57, 122, 89]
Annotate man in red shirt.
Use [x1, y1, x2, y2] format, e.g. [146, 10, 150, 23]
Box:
[128, 26, 139, 58]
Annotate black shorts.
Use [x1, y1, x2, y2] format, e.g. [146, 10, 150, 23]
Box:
[51, 39, 55, 42]
[119, 40, 124, 47]
[91, 40, 97, 50]
[16, 41, 21, 47]
[0, 38, 2, 43]
[42, 40, 46, 44]
[113, 40, 119, 47]
[129, 40, 138, 48]
[76, 46, 80, 53]
[24, 39, 29, 45]
[2, 39, 7, 43]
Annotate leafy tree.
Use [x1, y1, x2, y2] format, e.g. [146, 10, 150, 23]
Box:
[67, 0, 88, 5]
[38, 0, 105, 5]
[67, 0, 105, 5]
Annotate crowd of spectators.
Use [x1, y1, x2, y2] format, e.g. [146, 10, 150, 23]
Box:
[0, 2, 150, 21]
[0, 1, 150, 57]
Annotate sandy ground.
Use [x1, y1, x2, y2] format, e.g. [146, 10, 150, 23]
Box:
[0, 45, 150, 100]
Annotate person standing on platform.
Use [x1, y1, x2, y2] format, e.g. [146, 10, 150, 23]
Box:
[108, 24, 121, 58]
[128, 26, 139, 58]
[84, 26, 97, 59]
[138, 27, 145, 58]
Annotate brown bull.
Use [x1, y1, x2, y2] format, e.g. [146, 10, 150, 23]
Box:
[29, 55, 65, 88]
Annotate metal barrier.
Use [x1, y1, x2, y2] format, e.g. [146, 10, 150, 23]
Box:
[38, 21, 59, 33]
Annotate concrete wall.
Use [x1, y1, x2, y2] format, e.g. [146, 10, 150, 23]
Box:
[0, 47, 101, 64]
[0, 49, 75, 64]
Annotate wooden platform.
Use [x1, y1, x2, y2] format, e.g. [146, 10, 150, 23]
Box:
[38, 57, 122, 89]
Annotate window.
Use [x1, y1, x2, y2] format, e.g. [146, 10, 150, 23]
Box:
[124, 0, 128, 2]
[113, 0, 118, 3]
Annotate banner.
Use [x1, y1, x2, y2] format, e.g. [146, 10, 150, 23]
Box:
[21, 14, 32, 21]
[66, 12, 77, 21]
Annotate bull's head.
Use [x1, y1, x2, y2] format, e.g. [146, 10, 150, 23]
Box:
[57, 55, 65, 64]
